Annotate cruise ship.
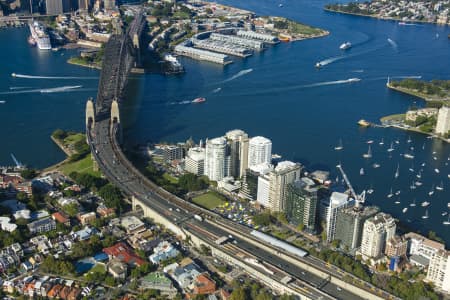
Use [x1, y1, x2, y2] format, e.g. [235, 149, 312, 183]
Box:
[28, 21, 51, 50]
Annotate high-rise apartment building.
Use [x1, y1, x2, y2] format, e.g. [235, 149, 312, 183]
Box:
[225, 129, 249, 179]
[360, 212, 396, 259]
[385, 235, 408, 258]
[256, 174, 270, 208]
[426, 250, 450, 293]
[324, 192, 349, 243]
[241, 163, 273, 201]
[335, 205, 379, 251]
[285, 177, 318, 232]
[205, 137, 229, 181]
[267, 161, 301, 212]
[184, 147, 205, 176]
[248, 136, 272, 168]
[435, 106, 450, 136]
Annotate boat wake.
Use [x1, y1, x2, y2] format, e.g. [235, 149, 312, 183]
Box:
[169, 100, 192, 105]
[10, 86, 32, 90]
[302, 78, 361, 88]
[316, 56, 345, 67]
[212, 87, 222, 93]
[0, 85, 91, 95]
[387, 38, 398, 50]
[221, 69, 253, 84]
[11, 73, 97, 80]
[390, 75, 422, 79]
[351, 70, 365, 73]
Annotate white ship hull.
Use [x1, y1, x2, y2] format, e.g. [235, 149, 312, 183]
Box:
[29, 22, 51, 50]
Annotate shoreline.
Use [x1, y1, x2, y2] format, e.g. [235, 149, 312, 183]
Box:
[323, 7, 446, 26]
[378, 113, 450, 144]
[67, 58, 101, 70]
[387, 83, 449, 102]
[41, 136, 71, 173]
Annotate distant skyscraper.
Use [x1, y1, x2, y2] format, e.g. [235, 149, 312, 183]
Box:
[335, 205, 379, 251]
[435, 106, 450, 136]
[78, 0, 89, 11]
[285, 177, 319, 232]
[360, 212, 396, 259]
[185, 147, 205, 176]
[103, 0, 115, 10]
[248, 136, 272, 168]
[426, 250, 450, 293]
[225, 129, 249, 179]
[46, 0, 63, 14]
[205, 137, 229, 181]
[267, 161, 301, 212]
[324, 192, 349, 243]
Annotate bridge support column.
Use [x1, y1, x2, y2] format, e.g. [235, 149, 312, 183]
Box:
[85, 98, 95, 134]
[133, 33, 141, 67]
[110, 99, 122, 144]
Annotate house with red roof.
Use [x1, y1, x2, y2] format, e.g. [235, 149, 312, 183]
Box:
[103, 242, 146, 267]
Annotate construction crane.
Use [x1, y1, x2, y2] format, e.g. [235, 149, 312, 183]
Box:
[336, 163, 365, 205]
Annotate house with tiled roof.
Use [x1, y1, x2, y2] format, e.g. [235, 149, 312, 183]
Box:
[103, 242, 146, 267]
[52, 212, 70, 226]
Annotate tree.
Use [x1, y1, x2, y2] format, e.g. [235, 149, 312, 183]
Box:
[252, 213, 272, 226]
[63, 203, 79, 217]
[104, 276, 116, 286]
[16, 192, 28, 202]
[230, 287, 248, 300]
[99, 184, 124, 213]
[297, 223, 305, 231]
[20, 169, 37, 179]
[52, 129, 67, 140]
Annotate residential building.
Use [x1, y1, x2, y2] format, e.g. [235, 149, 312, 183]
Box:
[149, 241, 180, 264]
[256, 173, 270, 208]
[435, 106, 450, 136]
[225, 129, 249, 178]
[240, 163, 273, 201]
[323, 192, 349, 243]
[267, 161, 301, 212]
[28, 217, 56, 235]
[156, 145, 183, 162]
[107, 259, 127, 279]
[426, 250, 450, 293]
[140, 272, 177, 297]
[120, 216, 146, 234]
[385, 235, 408, 258]
[360, 212, 396, 259]
[285, 177, 319, 232]
[335, 205, 379, 251]
[51, 212, 70, 226]
[103, 242, 146, 267]
[78, 0, 89, 11]
[248, 136, 272, 168]
[205, 137, 229, 181]
[78, 212, 96, 225]
[45, 0, 63, 14]
[405, 232, 445, 262]
[193, 273, 216, 295]
[185, 147, 205, 176]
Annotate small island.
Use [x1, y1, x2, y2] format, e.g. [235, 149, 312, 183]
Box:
[325, 0, 450, 25]
[380, 79, 450, 141]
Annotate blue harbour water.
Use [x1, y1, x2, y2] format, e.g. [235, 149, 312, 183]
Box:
[1, 0, 450, 241]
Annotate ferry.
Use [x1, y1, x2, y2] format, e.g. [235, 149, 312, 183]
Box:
[339, 42, 352, 50]
[192, 97, 206, 104]
[278, 34, 291, 42]
[358, 119, 370, 127]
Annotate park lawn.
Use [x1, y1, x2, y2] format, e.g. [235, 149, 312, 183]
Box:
[163, 173, 178, 184]
[59, 154, 101, 177]
[288, 21, 323, 35]
[380, 113, 405, 123]
[192, 192, 226, 210]
[63, 133, 85, 146]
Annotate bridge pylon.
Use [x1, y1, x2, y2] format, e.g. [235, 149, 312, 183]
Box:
[111, 98, 122, 144]
[132, 33, 141, 67]
[85, 98, 95, 133]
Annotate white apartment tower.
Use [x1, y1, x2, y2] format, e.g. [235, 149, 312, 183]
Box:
[225, 129, 249, 178]
[256, 174, 270, 208]
[185, 147, 205, 176]
[267, 161, 301, 212]
[360, 212, 396, 259]
[435, 106, 450, 136]
[248, 136, 272, 168]
[205, 137, 229, 181]
[426, 250, 450, 293]
[325, 192, 349, 243]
